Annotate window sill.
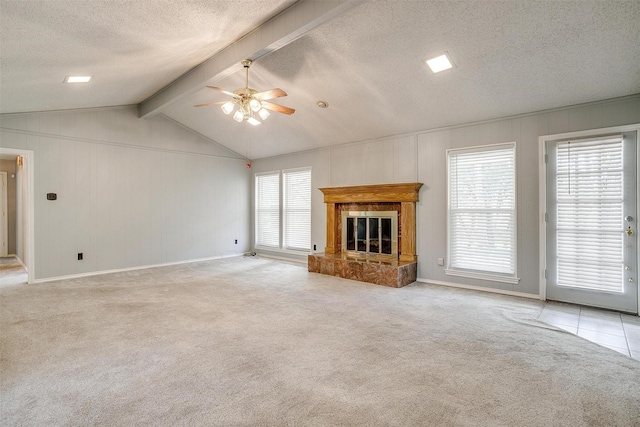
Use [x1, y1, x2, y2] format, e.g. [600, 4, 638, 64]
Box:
[445, 268, 520, 285]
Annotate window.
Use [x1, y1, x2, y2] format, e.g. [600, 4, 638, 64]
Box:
[255, 168, 311, 251]
[283, 169, 311, 250]
[446, 143, 518, 283]
[255, 172, 280, 248]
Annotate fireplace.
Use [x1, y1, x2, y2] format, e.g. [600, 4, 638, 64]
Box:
[308, 183, 423, 288]
[342, 210, 398, 258]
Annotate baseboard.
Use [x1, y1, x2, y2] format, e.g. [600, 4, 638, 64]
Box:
[31, 253, 242, 284]
[416, 277, 544, 300]
[2, 254, 26, 271]
[13, 255, 27, 271]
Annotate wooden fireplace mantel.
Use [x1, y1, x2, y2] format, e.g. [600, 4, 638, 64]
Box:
[319, 183, 423, 263]
[319, 182, 423, 203]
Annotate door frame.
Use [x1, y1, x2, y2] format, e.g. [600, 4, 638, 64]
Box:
[0, 148, 35, 284]
[0, 171, 7, 257]
[539, 123, 640, 314]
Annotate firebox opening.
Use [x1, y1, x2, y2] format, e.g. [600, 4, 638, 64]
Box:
[341, 211, 398, 259]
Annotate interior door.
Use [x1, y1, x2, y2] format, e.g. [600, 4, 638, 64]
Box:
[546, 131, 638, 313]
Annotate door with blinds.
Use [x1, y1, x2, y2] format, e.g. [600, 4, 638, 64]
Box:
[546, 132, 638, 313]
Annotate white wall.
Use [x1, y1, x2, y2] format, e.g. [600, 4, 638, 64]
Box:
[0, 106, 250, 281]
[2, 96, 637, 288]
[252, 94, 640, 296]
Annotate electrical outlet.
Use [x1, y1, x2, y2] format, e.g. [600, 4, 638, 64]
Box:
[234, 239, 238, 244]
[313, 244, 317, 251]
[78, 253, 83, 261]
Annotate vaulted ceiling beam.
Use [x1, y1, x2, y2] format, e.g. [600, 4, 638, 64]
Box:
[139, 0, 364, 119]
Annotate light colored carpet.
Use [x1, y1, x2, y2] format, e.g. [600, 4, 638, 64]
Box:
[1, 256, 639, 426]
[0, 257, 27, 289]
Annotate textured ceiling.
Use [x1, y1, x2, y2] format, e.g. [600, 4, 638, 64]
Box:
[0, 0, 294, 112]
[2, 0, 639, 159]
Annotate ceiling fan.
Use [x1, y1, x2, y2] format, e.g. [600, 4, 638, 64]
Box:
[194, 59, 295, 126]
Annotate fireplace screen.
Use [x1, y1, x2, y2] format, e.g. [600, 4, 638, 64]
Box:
[341, 211, 398, 258]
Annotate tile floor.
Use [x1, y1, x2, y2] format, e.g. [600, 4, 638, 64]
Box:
[538, 301, 640, 361]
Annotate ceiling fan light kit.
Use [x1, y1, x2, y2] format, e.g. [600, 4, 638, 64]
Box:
[249, 98, 261, 112]
[221, 101, 235, 115]
[258, 108, 270, 120]
[196, 59, 295, 125]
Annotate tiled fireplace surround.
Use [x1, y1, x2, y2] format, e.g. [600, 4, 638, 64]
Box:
[308, 183, 423, 288]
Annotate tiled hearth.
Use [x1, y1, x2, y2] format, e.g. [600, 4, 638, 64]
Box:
[309, 183, 422, 288]
[308, 253, 417, 288]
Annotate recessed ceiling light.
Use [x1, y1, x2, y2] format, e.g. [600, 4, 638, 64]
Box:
[64, 76, 92, 83]
[317, 100, 329, 108]
[426, 54, 454, 73]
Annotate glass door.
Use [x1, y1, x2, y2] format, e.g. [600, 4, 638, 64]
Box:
[546, 131, 638, 313]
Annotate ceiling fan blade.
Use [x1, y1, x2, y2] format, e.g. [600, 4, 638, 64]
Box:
[206, 86, 238, 98]
[262, 101, 295, 115]
[254, 88, 287, 101]
[194, 101, 226, 107]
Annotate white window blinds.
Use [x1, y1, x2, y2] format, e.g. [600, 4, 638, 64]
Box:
[283, 169, 311, 251]
[555, 137, 623, 292]
[447, 143, 517, 281]
[255, 172, 280, 247]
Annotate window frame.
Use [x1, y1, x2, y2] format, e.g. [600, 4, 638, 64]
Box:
[445, 142, 519, 284]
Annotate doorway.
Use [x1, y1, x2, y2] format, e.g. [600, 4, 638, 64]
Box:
[0, 148, 35, 284]
[541, 128, 639, 314]
[0, 171, 7, 257]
